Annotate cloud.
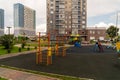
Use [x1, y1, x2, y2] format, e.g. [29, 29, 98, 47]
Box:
[91, 22, 115, 29]
[88, 0, 120, 17]
[36, 24, 46, 33]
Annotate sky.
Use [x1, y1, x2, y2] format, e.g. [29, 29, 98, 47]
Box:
[0, 0, 120, 34]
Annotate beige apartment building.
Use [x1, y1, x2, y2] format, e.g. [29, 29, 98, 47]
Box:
[47, 0, 87, 40]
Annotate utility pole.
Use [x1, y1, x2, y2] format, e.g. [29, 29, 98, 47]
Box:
[7, 26, 11, 35]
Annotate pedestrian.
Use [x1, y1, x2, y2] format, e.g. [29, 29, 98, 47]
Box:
[93, 42, 98, 52]
[98, 41, 104, 52]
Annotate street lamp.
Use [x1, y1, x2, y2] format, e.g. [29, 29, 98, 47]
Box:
[7, 26, 11, 35]
[115, 11, 120, 40]
[116, 11, 119, 28]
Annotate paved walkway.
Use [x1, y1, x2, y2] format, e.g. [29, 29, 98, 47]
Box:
[0, 67, 59, 80]
[0, 51, 60, 80]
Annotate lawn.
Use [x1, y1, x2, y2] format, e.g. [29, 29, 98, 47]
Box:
[0, 46, 35, 55]
[0, 77, 7, 80]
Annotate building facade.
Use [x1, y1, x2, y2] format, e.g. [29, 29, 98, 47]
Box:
[0, 9, 4, 36]
[47, 0, 87, 40]
[86, 27, 107, 41]
[14, 3, 36, 37]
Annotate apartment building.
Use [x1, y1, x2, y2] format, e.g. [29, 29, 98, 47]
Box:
[14, 3, 36, 37]
[0, 9, 4, 36]
[47, 0, 87, 40]
[86, 27, 107, 41]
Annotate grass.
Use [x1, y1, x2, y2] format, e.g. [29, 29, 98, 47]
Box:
[0, 46, 35, 55]
[0, 65, 88, 80]
[0, 77, 7, 80]
[0, 46, 7, 55]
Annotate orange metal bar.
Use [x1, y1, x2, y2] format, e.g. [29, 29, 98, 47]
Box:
[36, 32, 41, 64]
[47, 33, 52, 65]
[48, 33, 50, 48]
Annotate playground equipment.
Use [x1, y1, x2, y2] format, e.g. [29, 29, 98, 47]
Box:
[36, 32, 52, 65]
[36, 32, 67, 65]
[55, 35, 67, 57]
[74, 41, 81, 48]
[68, 34, 82, 44]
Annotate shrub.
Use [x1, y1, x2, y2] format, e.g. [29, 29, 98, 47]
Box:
[34, 46, 37, 49]
[27, 47, 30, 51]
[18, 48, 21, 52]
[7, 49, 11, 53]
[0, 35, 15, 49]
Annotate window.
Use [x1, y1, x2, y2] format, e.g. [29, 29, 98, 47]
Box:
[82, 25, 85, 29]
[50, 21, 53, 23]
[98, 31, 100, 34]
[50, 11, 54, 14]
[90, 31, 92, 34]
[99, 37, 104, 40]
[90, 37, 95, 40]
[82, 21, 85, 24]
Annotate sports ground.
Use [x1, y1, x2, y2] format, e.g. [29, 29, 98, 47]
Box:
[0, 45, 120, 80]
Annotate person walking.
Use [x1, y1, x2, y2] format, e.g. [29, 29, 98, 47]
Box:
[93, 42, 98, 52]
[98, 41, 104, 52]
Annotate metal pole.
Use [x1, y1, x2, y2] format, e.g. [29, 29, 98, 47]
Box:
[116, 11, 119, 36]
[7, 27, 11, 35]
[116, 12, 118, 28]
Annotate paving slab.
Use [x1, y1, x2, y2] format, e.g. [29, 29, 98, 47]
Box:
[0, 67, 59, 80]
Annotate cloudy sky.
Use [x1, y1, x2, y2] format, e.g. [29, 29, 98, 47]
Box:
[0, 0, 120, 34]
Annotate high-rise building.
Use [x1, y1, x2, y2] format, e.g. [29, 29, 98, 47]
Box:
[14, 3, 36, 37]
[0, 9, 4, 36]
[47, 0, 87, 40]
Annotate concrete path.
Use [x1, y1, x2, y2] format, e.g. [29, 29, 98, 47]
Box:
[0, 67, 59, 80]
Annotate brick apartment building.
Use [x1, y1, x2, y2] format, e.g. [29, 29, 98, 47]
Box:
[86, 27, 107, 41]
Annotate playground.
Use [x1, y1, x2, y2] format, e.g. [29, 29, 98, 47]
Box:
[0, 45, 120, 80]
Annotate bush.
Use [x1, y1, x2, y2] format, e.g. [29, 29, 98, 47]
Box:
[21, 43, 25, 48]
[18, 48, 21, 52]
[0, 35, 15, 49]
[34, 46, 37, 49]
[27, 47, 30, 51]
[7, 49, 11, 53]
[90, 39, 95, 44]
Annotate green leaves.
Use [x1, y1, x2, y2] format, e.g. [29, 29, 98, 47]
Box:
[106, 26, 119, 40]
[0, 35, 15, 49]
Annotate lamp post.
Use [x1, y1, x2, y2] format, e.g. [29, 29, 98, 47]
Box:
[116, 13, 118, 28]
[7, 26, 11, 35]
[115, 11, 119, 40]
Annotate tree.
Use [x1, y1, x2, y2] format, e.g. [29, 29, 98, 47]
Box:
[0, 35, 15, 49]
[106, 26, 119, 40]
